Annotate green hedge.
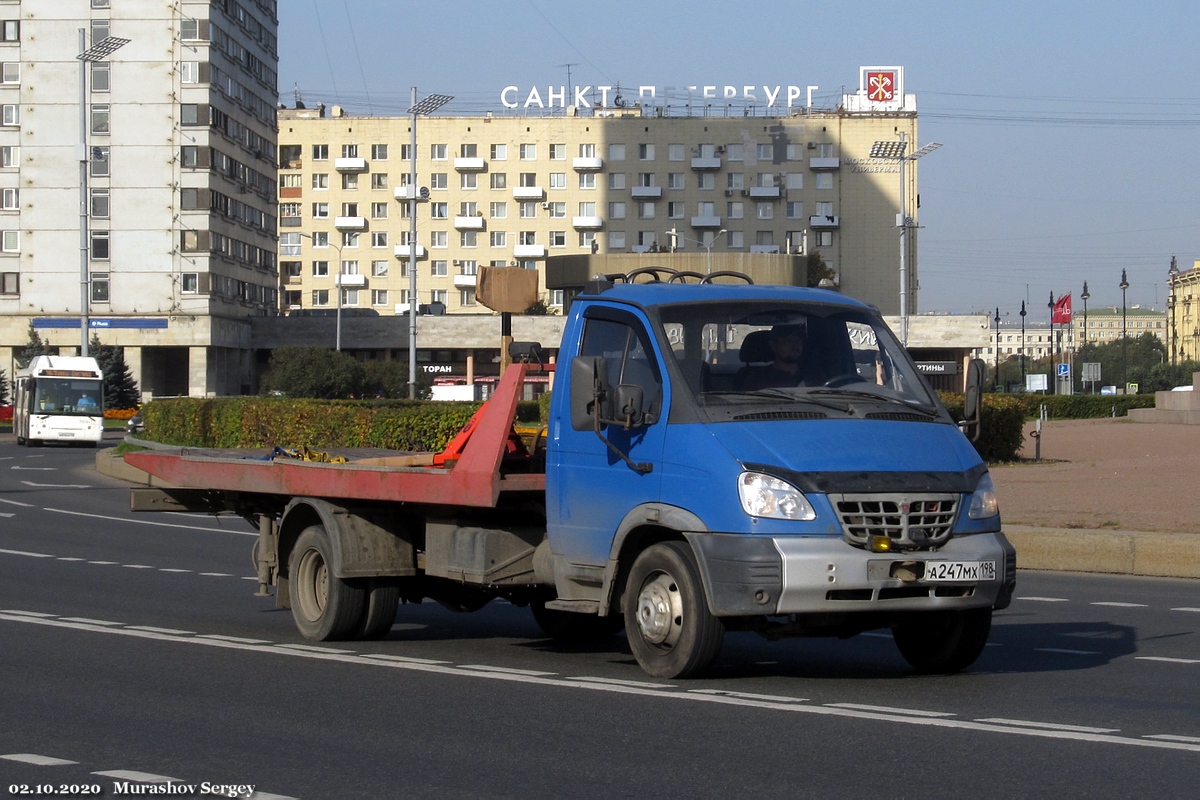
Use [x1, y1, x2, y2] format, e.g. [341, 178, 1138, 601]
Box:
[995, 393, 1155, 420]
[141, 397, 545, 451]
[939, 393, 1026, 462]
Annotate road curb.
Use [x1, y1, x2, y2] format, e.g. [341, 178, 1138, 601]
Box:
[1005, 525, 1200, 579]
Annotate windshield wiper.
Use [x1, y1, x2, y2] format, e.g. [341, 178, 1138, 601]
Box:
[805, 387, 940, 417]
[702, 389, 852, 413]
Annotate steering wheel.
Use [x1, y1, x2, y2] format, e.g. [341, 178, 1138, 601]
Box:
[823, 373, 866, 388]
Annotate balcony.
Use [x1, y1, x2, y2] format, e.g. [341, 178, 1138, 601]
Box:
[631, 186, 662, 199]
[690, 215, 722, 228]
[630, 244, 654, 253]
[393, 244, 427, 259]
[809, 157, 840, 170]
[810, 215, 840, 229]
[690, 156, 722, 170]
[750, 245, 781, 254]
[334, 216, 367, 230]
[513, 243, 546, 258]
[336, 273, 366, 288]
[454, 157, 486, 171]
[394, 186, 428, 202]
[454, 215, 485, 230]
[572, 215, 604, 229]
[280, 216, 303, 228]
[513, 185, 545, 200]
[749, 186, 781, 199]
[572, 156, 604, 171]
[453, 273, 478, 289]
[334, 157, 367, 172]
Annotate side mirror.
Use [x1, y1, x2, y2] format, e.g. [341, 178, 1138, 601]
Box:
[570, 356, 611, 431]
[961, 358, 985, 441]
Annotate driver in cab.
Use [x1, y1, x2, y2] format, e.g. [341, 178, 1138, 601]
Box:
[738, 324, 827, 389]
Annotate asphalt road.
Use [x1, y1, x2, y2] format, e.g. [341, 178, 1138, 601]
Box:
[2, 440, 1200, 798]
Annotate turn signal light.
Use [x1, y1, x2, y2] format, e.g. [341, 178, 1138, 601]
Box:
[869, 535, 893, 552]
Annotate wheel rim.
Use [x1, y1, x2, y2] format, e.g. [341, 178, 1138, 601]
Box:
[295, 547, 329, 621]
[635, 571, 683, 649]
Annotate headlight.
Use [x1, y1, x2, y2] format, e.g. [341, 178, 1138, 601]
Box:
[738, 471, 816, 520]
[967, 472, 1000, 519]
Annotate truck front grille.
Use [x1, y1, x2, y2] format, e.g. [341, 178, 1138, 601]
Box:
[830, 493, 959, 550]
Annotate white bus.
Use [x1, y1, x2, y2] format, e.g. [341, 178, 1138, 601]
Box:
[13, 355, 106, 447]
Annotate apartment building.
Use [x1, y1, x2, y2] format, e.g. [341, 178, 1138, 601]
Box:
[0, 0, 279, 398]
[1168, 259, 1200, 363]
[275, 89, 920, 321]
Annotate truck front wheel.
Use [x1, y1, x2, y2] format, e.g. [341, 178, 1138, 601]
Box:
[623, 542, 724, 679]
[289, 525, 366, 641]
[892, 607, 992, 674]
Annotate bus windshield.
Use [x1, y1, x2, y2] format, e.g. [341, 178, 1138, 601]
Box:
[32, 378, 105, 416]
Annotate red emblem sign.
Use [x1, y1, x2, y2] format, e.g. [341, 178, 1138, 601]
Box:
[867, 71, 896, 102]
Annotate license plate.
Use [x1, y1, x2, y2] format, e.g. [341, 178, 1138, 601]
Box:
[924, 560, 996, 582]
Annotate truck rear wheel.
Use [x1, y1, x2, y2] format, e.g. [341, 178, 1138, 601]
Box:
[892, 607, 992, 674]
[289, 525, 366, 641]
[357, 579, 400, 640]
[623, 541, 724, 679]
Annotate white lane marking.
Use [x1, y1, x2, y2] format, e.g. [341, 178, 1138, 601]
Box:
[460, 664, 557, 676]
[273, 643, 356, 654]
[88, 560, 118, 565]
[159, 568, 192, 573]
[59, 617, 123, 626]
[976, 718, 1120, 734]
[1172, 608, 1200, 613]
[5, 610, 1200, 755]
[12, 466, 57, 471]
[360, 654, 450, 665]
[1091, 602, 1148, 608]
[691, 689, 807, 703]
[199, 572, 233, 577]
[860, 631, 891, 639]
[123, 564, 156, 570]
[565, 676, 677, 689]
[247, 793, 298, 800]
[44, 507, 256, 536]
[0, 497, 34, 507]
[93, 769, 182, 782]
[1035, 648, 1101, 655]
[57, 557, 86, 562]
[828, 702, 954, 718]
[1147, 734, 1200, 743]
[0, 610, 56, 618]
[1136, 656, 1200, 665]
[197, 634, 271, 645]
[1, 753, 78, 766]
[1018, 596, 1070, 602]
[22, 481, 92, 489]
[127, 626, 194, 636]
[0, 512, 13, 518]
[0, 548, 54, 559]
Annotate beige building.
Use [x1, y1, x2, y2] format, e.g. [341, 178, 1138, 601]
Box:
[0, 0, 279, 398]
[1168, 258, 1200, 363]
[275, 86, 922, 324]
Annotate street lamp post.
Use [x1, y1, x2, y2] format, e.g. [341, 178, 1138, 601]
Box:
[869, 134, 941, 346]
[1019, 300, 1027, 382]
[667, 228, 727, 274]
[1167, 257, 1179, 365]
[1080, 281, 1090, 393]
[1120, 269, 1130, 390]
[993, 307, 1001, 391]
[296, 233, 343, 349]
[1048, 291, 1056, 395]
[76, 32, 130, 357]
[406, 90, 454, 399]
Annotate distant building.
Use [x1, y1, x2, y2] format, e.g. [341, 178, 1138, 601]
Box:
[0, 0, 279, 398]
[1167, 259, 1200, 363]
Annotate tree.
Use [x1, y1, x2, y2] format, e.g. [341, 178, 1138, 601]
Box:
[0, 366, 8, 406]
[362, 359, 431, 400]
[16, 322, 51, 369]
[90, 334, 140, 409]
[806, 251, 837, 287]
[260, 346, 366, 399]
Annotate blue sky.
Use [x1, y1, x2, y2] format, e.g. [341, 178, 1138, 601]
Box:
[277, 1, 1200, 319]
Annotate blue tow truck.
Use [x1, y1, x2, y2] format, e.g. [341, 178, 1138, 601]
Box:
[128, 270, 1015, 679]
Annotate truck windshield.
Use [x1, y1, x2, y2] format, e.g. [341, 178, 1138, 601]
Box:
[658, 301, 940, 414]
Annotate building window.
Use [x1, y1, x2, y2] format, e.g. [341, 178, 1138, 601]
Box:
[372, 289, 388, 306]
[460, 172, 477, 190]
[549, 231, 566, 247]
[728, 231, 744, 248]
[460, 288, 476, 306]
[311, 202, 328, 218]
[815, 173, 833, 190]
[0, 187, 18, 210]
[88, 189, 107, 217]
[279, 232, 301, 256]
[312, 289, 329, 306]
[431, 260, 448, 277]
[638, 202, 655, 220]
[668, 144, 685, 161]
[1, 62, 19, 85]
[519, 143, 536, 160]
[786, 202, 803, 219]
[1, 145, 17, 168]
[430, 202, 448, 220]
[1, 21, 19, 42]
[608, 202, 626, 220]
[697, 173, 714, 190]
[490, 201, 507, 218]
[490, 143, 507, 160]
[371, 173, 388, 189]
[549, 173, 566, 190]
[548, 202, 566, 219]
[180, 103, 205, 127]
[609, 143, 626, 161]
[667, 173, 685, 190]
[578, 173, 596, 190]
[430, 173, 447, 190]
[756, 203, 774, 220]
[609, 173, 626, 190]
[490, 231, 507, 247]
[1, 229, 18, 252]
[668, 202, 685, 219]
[816, 231, 833, 247]
[608, 232, 626, 249]
[638, 144, 655, 160]
[341, 231, 359, 248]
[341, 173, 358, 190]
[341, 144, 359, 158]
[431, 231, 447, 248]
[727, 173, 745, 190]
[372, 231, 388, 248]
[371, 144, 388, 160]
[786, 173, 803, 190]
[490, 173, 507, 190]
[312, 173, 328, 190]
[1, 271, 18, 295]
[579, 231, 596, 249]
[549, 143, 566, 160]
[431, 143, 448, 160]
[371, 202, 388, 219]
[311, 260, 329, 277]
[2, 104, 18, 126]
[520, 202, 537, 219]
[519, 172, 537, 188]
[91, 272, 109, 303]
[91, 230, 109, 260]
[461, 231, 478, 248]
[181, 272, 199, 293]
[727, 202, 743, 219]
[308, 144, 327, 161]
[179, 61, 199, 84]
[756, 143, 773, 160]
